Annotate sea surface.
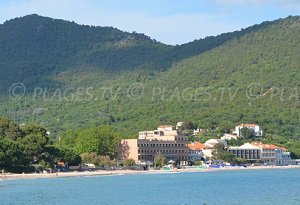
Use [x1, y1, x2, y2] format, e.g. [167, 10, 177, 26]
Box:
[0, 168, 300, 205]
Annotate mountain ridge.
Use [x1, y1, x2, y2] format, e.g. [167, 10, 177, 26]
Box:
[1, 14, 295, 91]
[0, 14, 299, 140]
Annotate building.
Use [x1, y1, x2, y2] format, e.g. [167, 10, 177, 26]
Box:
[118, 124, 188, 165]
[252, 142, 292, 166]
[233, 124, 263, 137]
[228, 142, 292, 165]
[204, 139, 227, 149]
[187, 142, 205, 162]
[221, 134, 239, 141]
[228, 143, 262, 162]
[176, 122, 184, 130]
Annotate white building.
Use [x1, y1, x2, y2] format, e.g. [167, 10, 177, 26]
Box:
[228, 143, 262, 162]
[221, 134, 239, 140]
[187, 142, 205, 162]
[204, 139, 227, 149]
[228, 142, 292, 165]
[233, 124, 263, 137]
[252, 142, 292, 166]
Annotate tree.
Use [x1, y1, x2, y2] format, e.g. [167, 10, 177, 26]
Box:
[20, 124, 48, 138]
[95, 155, 114, 167]
[19, 133, 49, 162]
[75, 133, 101, 154]
[182, 121, 195, 130]
[227, 138, 244, 146]
[240, 128, 255, 139]
[233, 158, 247, 165]
[0, 118, 23, 140]
[0, 138, 29, 172]
[154, 154, 166, 168]
[123, 158, 136, 167]
[59, 147, 82, 166]
[264, 133, 273, 142]
[80, 153, 98, 164]
[212, 143, 235, 163]
[75, 126, 120, 158]
[80, 153, 114, 166]
[58, 130, 78, 146]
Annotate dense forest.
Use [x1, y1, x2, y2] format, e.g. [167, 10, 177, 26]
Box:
[0, 15, 299, 143]
[0, 117, 122, 173]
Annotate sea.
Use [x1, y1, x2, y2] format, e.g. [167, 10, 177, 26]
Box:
[0, 168, 299, 205]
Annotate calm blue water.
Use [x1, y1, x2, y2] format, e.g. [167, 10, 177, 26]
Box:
[0, 169, 300, 205]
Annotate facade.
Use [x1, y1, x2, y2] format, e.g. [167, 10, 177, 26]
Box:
[228, 143, 262, 162]
[118, 125, 188, 164]
[187, 142, 205, 162]
[252, 142, 292, 166]
[228, 142, 292, 165]
[233, 124, 263, 137]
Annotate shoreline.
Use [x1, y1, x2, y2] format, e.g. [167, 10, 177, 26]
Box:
[1, 165, 300, 181]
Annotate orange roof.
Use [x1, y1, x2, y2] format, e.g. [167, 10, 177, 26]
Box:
[239, 124, 257, 127]
[251, 142, 287, 150]
[188, 142, 205, 150]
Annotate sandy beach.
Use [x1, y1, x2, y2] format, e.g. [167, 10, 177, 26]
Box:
[1, 165, 299, 181]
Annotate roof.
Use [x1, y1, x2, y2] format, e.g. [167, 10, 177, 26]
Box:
[188, 142, 205, 150]
[238, 124, 257, 128]
[239, 143, 262, 149]
[252, 142, 288, 151]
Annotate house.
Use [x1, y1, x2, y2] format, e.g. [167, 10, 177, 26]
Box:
[187, 142, 205, 162]
[204, 139, 227, 149]
[221, 134, 239, 140]
[233, 124, 263, 137]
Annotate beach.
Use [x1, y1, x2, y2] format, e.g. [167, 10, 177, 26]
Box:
[1, 165, 299, 181]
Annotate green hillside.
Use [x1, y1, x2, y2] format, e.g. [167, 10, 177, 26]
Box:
[0, 15, 299, 140]
[0, 14, 275, 91]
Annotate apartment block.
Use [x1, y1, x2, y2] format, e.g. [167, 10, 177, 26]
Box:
[118, 125, 188, 164]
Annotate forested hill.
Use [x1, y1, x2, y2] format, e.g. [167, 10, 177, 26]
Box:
[0, 14, 170, 90]
[0, 15, 299, 140]
[0, 14, 281, 92]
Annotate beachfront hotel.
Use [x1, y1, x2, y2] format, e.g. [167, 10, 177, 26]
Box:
[228, 143, 261, 162]
[228, 142, 293, 165]
[118, 124, 189, 165]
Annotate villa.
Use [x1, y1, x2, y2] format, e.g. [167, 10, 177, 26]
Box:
[233, 124, 263, 137]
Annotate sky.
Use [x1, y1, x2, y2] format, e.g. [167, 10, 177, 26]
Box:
[0, 0, 299, 45]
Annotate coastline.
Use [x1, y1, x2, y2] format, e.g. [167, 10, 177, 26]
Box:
[1, 165, 300, 181]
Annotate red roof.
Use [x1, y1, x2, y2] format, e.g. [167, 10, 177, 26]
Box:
[252, 142, 287, 151]
[188, 142, 205, 150]
[239, 124, 257, 128]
